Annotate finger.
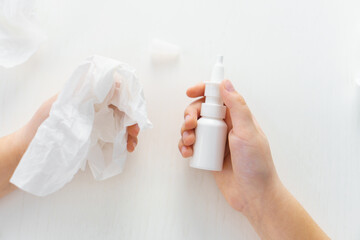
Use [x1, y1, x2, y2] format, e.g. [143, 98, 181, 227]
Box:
[178, 139, 193, 158]
[252, 114, 266, 136]
[127, 124, 140, 137]
[220, 80, 256, 135]
[47, 94, 58, 105]
[180, 117, 195, 135]
[224, 107, 233, 133]
[181, 98, 204, 133]
[183, 97, 204, 119]
[182, 130, 195, 146]
[186, 83, 205, 98]
[127, 135, 138, 152]
[33, 94, 58, 122]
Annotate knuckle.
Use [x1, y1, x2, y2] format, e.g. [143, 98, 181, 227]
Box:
[184, 106, 192, 117]
[180, 123, 186, 134]
[183, 136, 191, 146]
[134, 125, 140, 134]
[234, 94, 246, 106]
[178, 139, 183, 149]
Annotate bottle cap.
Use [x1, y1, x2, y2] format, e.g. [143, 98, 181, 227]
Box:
[201, 56, 226, 119]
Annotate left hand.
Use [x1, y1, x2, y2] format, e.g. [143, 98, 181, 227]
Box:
[16, 95, 140, 156]
[0, 95, 139, 198]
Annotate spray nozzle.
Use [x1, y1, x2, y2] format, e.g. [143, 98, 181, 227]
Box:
[201, 55, 227, 119]
[210, 55, 224, 83]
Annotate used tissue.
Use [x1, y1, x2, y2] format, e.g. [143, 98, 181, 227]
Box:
[10, 55, 152, 196]
[0, 0, 46, 68]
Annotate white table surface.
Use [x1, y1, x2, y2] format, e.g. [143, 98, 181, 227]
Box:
[1, 0, 360, 239]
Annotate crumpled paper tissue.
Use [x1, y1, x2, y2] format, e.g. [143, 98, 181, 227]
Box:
[10, 55, 152, 196]
[0, 0, 46, 68]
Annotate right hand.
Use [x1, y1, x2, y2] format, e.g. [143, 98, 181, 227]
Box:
[179, 80, 330, 239]
[179, 79, 281, 213]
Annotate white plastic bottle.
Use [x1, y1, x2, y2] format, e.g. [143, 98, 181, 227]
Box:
[190, 56, 228, 171]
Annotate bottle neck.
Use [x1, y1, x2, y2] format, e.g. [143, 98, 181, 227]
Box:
[200, 114, 224, 120]
[200, 102, 226, 119]
[205, 95, 222, 105]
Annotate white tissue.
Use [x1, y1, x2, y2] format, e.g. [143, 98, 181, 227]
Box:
[150, 39, 180, 63]
[0, 0, 46, 68]
[10, 55, 152, 196]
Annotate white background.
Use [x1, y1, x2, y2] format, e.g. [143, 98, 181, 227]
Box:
[1, 0, 360, 239]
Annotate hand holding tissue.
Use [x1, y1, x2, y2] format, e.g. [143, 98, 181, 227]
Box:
[10, 55, 152, 197]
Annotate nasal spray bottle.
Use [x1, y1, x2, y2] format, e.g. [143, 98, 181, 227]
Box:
[190, 56, 228, 171]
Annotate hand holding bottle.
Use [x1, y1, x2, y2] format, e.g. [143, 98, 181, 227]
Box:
[179, 79, 278, 212]
[179, 79, 329, 239]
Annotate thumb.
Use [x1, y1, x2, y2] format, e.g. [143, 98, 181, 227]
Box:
[220, 80, 255, 135]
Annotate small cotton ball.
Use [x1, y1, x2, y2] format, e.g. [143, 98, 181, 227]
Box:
[150, 39, 180, 63]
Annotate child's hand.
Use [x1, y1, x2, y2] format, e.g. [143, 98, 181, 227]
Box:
[179, 79, 280, 213]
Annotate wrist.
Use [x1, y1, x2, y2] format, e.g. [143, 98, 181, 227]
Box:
[10, 126, 30, 161]
[241, 175, 329, 239]
[0, 129, 28, 197]
[242, 176, 288, 224]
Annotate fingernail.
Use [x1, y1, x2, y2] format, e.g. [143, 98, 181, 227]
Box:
[185, 115, 191, 122]
[181, 146, 187, 153]
[132, 141, 137, 149]
[183, 131, 189, 138]
[224, 80, 235, 92]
